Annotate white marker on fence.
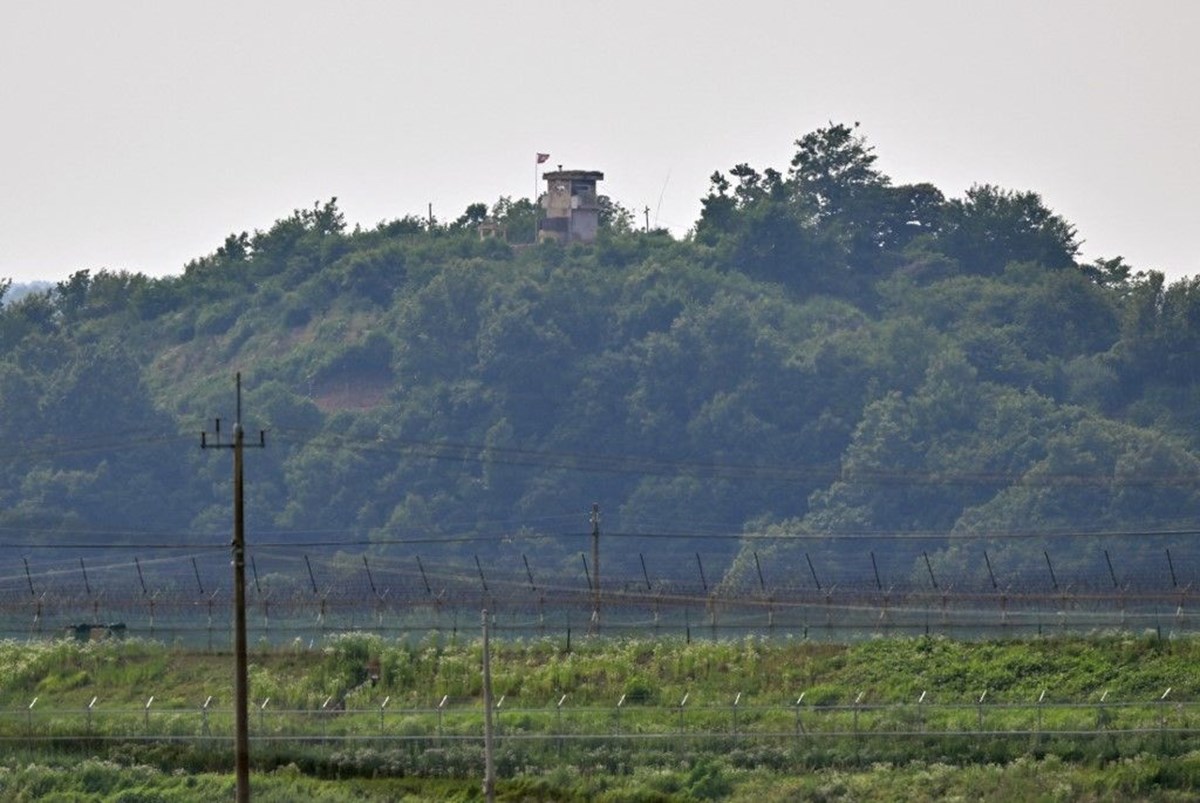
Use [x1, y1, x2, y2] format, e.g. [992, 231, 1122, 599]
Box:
[918, 690, 927, 704]
[436, 695, 449, 741]
[1160, 687, 1173, 732]
[379, 695, 390, 732]
[200, 695, 214, 736]
[794, 692, 807, 735]
[1036, 689, 1047, 734]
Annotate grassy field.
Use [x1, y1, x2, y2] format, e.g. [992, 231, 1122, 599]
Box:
[1, 633, 1199, 800]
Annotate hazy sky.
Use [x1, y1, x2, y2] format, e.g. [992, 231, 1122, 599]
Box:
[2, 1, 1197, 284]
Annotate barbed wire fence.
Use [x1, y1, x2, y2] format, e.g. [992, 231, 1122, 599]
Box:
[2, 690, 1197, 755]
[2, 534, 1198, 646]
[4, 534, 1200, 759]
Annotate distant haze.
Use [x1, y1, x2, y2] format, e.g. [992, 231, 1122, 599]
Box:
[2, 1, 1197, 283]
[2, 281, 51, 305]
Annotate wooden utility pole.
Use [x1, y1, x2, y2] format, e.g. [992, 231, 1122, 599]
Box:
[482, 609, 496, 802]
[202, 374, 264, 803]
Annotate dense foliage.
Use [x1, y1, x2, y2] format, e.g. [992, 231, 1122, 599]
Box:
[2, 124, 1199, 588]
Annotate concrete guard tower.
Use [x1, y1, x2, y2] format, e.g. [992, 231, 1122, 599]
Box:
[539, 169, 604, 244]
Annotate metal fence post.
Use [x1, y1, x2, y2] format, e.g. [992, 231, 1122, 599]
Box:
[494, 694, 505, 745]
[1096, 690, 1109, 731]
[556, 694, 567, 755]
[85, 691, 96, 734]
[1036, 690, 1046, 745]
[1160, 687, 1172, 749]
[202, 696, 212, 737]
[437, 695, 448, 744]
[320, 696, 332, 741]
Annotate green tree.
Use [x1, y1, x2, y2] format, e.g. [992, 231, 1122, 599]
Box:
[697, 123, 950, 296]
[53, 269, 91, 320]
[0, 291, 57, 349]
[489, 197, 537, 244]
[453, 202, 489, 229]
[1080, 255, 1136, 289]
[789, 122, 887, 221]
[938, 184, 1079, 275]
[597, 194, 636, 232]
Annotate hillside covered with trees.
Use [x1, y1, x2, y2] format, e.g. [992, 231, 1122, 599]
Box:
[3, 123, 1199, 590]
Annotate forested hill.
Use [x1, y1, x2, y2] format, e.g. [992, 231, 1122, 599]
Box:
[3, 123, 1200, 588]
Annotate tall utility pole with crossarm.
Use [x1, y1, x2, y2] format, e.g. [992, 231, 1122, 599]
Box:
[201, 374, 265, 803]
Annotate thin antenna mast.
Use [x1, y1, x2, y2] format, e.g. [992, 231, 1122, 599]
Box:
[654, 168, 671, 228]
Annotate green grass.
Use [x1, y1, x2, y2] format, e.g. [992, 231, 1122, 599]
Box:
[0, 752, 1199, 801]
[1, 633, 1200, 799]
[3, 632, 1198, 714]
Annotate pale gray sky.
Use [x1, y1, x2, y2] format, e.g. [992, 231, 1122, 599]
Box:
[2, 1, 1197, 284]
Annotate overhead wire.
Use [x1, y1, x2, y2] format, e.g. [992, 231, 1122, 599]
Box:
[274, 426, 1200, 488]
[0, 431, 192, 463]
[4, 523, 1200, 551]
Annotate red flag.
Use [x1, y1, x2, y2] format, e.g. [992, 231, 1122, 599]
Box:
[536, 152, 550, 164]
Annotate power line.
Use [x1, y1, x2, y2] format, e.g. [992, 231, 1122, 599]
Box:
[276, 427, 1200, 488]
[3, 524, 1200, 551]
[0, 432, 190, 463]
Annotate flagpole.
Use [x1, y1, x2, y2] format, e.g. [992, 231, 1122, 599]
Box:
[533, 153, 549, 243]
